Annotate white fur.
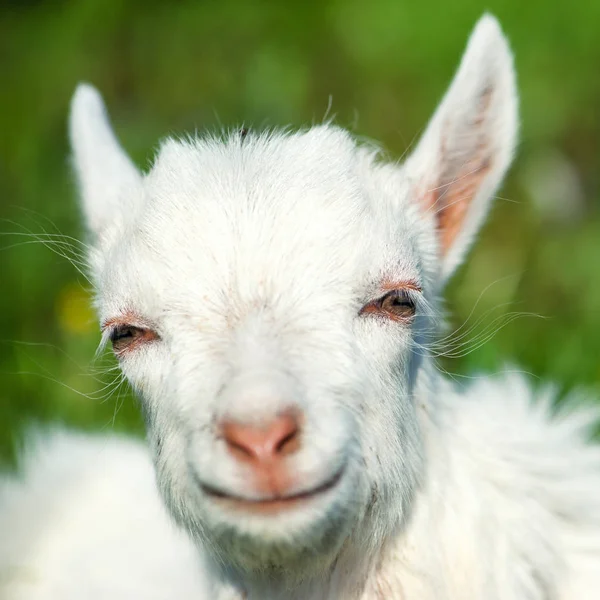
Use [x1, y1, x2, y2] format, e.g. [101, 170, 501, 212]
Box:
[0, 430, 209, 599]
[2, 14, 599, 600]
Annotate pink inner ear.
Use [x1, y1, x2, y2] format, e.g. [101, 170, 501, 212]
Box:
[423, 86, 494, 254]
[432, 154, 491, 253]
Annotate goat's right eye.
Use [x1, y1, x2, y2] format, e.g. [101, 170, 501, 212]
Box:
[109, 325, 157, 355]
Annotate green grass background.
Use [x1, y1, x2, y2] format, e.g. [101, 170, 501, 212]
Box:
[1, 0, 599, 464]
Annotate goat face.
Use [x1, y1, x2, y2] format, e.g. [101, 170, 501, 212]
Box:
[90, 128, 429, 574]
[70, 14, 517, 579]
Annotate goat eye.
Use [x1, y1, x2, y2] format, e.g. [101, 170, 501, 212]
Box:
[360, 289, 416, 322]
[109, 325, 157, 354]
[380, 290, 415, 316]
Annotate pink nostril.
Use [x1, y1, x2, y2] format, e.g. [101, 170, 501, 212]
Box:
[221, 413, 301, 463]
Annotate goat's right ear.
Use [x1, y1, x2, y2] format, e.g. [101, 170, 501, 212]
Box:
[69, 84, 142, 242]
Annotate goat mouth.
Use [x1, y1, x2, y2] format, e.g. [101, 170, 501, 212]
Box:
[201, 469, 345, 515]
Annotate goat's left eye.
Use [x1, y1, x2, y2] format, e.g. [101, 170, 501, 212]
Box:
[380, 290, 415, 315]
[360, 290, 416, 322]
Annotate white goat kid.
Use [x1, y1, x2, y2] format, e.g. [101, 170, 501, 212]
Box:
[2, 14, 600, 600]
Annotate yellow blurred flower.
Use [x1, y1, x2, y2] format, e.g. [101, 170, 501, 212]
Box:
[55, 282, 96, 335]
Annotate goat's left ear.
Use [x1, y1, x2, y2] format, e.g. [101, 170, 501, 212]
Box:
[405, 14, 518, 283]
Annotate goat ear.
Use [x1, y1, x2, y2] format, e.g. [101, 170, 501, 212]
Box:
[69, 84, 142, 242]
[405, 14, 518, 283]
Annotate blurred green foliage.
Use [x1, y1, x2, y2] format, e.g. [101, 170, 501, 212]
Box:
[1, 0, 599, 464]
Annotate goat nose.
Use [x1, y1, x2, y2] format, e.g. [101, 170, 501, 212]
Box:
[221, 413, 301, 463]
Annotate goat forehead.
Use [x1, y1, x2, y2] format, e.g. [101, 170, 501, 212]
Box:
[146, 129, 369, 230]
[129, 131, 387, 283]
[101, 128, 424, 319]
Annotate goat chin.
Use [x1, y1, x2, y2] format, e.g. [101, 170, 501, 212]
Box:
[2, 12, 600, 600]
[164, 449, 368, 576]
